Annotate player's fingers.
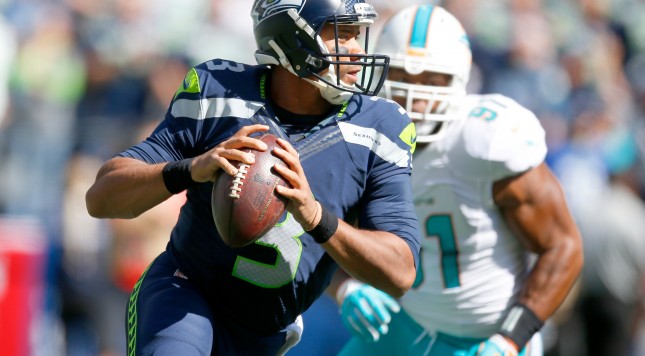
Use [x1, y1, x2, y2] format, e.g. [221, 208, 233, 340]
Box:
[272, 162, 301, 188]
[359, 290, 395, 335]
[274, 181, 309, 203]
[276, 138, 297, 155]
[380, 294, 401, 313]
[212, 156, 240, 177]
[192, 148, 249, 182]
[348, 315, 379, 343]
[353, 311, 381, 342]
[234, 124, 269, 137]
[272, 146, 300, 170]
[216, 147, 255, 161]
[273, 140, 303, 173]
[367, 299, 392, 325]
[224, 135, 268, 152]
[357, 297, 382, 327]
[274, 185, 296, 200]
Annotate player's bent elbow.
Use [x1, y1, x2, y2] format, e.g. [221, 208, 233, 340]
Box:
[402, 269, 417, 294]
[85, 188, 142, 219]
[381, 284, 406, 299]
[389, 285, 409, 299]
[560, 233, 584, 275]
[85, 189, 105, 218]
[388, 267, 417, 298]
[571, 237, 584, 273]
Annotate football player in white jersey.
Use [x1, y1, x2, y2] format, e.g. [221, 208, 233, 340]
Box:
[329, 5, 583, 356]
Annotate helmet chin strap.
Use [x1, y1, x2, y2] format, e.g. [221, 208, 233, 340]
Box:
[303, 67, 354, 105]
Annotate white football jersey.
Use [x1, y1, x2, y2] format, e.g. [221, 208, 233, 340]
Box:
[400, 93, 547, 338]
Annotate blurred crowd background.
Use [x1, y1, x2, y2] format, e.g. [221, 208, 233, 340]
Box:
[0, 0, 644, 355]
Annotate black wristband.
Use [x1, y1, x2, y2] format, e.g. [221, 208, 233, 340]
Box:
[498, 303, 544, 350]
[308, 204, 338, 244]
[162, 159, 194, 194]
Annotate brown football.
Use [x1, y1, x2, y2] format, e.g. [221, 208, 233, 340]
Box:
[211, 134, 290, 248]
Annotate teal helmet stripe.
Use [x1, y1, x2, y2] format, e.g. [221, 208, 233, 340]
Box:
[460, 33, 471, 47]
[409, 5, 435, 48]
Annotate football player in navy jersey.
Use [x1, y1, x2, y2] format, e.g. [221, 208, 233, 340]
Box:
[85, 0, 420, 355]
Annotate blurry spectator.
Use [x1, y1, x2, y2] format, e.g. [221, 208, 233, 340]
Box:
[552, 127, 645, 356]
[143, 55, 192, 121]
[547, 89, 611, 222]
[0, 9, 86, 353]
[187, 0, 257, 64]
[579, 126, 645, 356]
[62, 121, 184, 355]
[625, 53, 645, 185]
[61, 154, 111, 355]
[72, 52, 191, 160]
[487, 0, 570, 118]
[0, 12, 15, 127]
[72, 45, 146, 160]
[614, 0, 645, 61]
[0, 5, 85, 231]
[626, 54, 645, 116]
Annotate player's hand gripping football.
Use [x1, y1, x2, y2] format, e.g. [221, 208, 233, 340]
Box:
[337, 279, 400, 342]
[271, 138, 321, 232]
[468, 334, 519, 356]
[190, 124, 270, 182]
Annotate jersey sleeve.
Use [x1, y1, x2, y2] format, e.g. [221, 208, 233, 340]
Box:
[354, 100, 421, 268]
[116, 61, 253, 163]
[117, 66, 206, 163]
[449, 94, 547, 181]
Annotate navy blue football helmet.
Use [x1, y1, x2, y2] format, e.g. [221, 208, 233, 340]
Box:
[251, 0, 389, 104]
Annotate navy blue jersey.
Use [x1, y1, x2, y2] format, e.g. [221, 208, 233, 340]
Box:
[118, 59, 420, 334]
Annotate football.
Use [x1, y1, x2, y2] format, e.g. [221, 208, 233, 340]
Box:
[211, 134, 290, 248]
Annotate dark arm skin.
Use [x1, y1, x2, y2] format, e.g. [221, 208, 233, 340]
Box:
[272, 137, 415, 297]
[86, 125, 416, 298]
[328, 162, 583, 346]
[493, 162, 583, 348]
[86, 125, 270, 219]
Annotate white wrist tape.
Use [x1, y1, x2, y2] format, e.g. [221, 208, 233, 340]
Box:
[336, 279, 365, 305]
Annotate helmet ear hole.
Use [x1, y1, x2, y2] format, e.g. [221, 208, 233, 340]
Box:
[305, 55, 326, 72]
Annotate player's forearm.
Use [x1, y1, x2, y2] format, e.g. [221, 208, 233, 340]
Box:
[518, 234, 583, 321]
[322, 220, 416, 298]
[86, 157, 173, 219]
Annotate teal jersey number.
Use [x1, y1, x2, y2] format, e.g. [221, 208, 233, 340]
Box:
[468, 97, 507, 121]
[414, 214, 460, 289]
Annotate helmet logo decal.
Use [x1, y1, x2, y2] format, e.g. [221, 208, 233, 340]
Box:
[174, 68, 201, 98]
[252, 0, 305, 24]
[399, 122, 417, 155]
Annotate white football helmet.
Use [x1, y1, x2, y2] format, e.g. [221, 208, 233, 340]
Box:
[375, 5, 472, 143]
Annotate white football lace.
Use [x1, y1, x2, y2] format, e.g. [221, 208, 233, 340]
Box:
[228, 163, 249, 199]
